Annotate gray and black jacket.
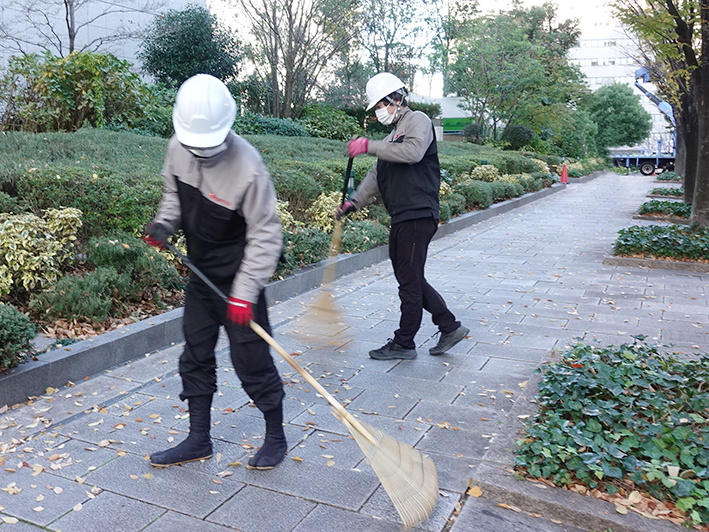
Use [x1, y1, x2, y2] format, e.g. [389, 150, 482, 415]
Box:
[153, 131, 282, 303]
[349, 106, 440, 224]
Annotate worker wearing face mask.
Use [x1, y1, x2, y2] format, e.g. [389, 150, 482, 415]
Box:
[336, 72, 469, 360]
[143, 74, 287, 470]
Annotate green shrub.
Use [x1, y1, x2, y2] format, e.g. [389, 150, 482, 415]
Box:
[126, 84, 176, 138]
[0, 51, 149, 132]
[568, 167, 583, 178]
[489, 181, 507, 202]
[233, 111, 264, 135]
[0, 302, 36, 372]
[445, 193, 466, 216]
[86, 234, 180, 294]
[657, 171, 682, 182]
[30, 234, 179, 322]
[270, 165, 323, 220]
[13, 166, 162, 238]
[518, 175, 542, 193]
[515, 341, 709, 527]
[298, 104, 363, 141]
[0, 208, 82, 298]
[454, 180, 493, 210]
[258, 116, 310, 137]
[439, 156, 478, 182]
[614, 224, 709, 261]
[366, 203, 391, 227]
[494, 154, 540, 175]
[408, 101, 441, 120]
[502, 125, 534, 150]
[0, 191, 21, 213]
[509, 182, 525, 197]
[276, 227, 331, 279]
[638, 200, 692, 219]
[467, 164, 500, 182]
[462, 123, 484, 144]
[305, 191, 369, 232]
[439, 202, 451, 222]
[30, 266, 132, 322]
[341, 221, 389, 253]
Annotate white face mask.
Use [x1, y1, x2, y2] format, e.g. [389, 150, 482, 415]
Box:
[188, 142, 227, 158]
[376, 105, 396, 125]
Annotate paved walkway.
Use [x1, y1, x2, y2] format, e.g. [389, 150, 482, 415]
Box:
[1, 172, 706, 532]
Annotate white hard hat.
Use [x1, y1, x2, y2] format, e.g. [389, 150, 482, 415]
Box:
[366, 72, 406, 111]
[173, 74, 237, 148]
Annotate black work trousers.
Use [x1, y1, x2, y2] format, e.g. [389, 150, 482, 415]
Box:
[178, 276, 284, 414]
[390, 217, 460, 349]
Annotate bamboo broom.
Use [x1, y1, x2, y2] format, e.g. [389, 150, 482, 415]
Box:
[166, 243, 439, 529]
[307, 156, 354, 321]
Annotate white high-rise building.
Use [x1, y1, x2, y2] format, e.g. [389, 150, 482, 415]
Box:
[568, 21, 674, 155]
[0, 0, 207, 74]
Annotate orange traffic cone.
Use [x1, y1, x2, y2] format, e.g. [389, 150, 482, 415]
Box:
[561, 163, 568, 183]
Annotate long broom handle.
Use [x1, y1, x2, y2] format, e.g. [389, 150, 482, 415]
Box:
[342, 156, 354, 205]
[164, 243, 378, 446]
[248, 321, 377, 446]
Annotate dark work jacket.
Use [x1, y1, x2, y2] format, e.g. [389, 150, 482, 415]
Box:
[376, 127, 440, 224]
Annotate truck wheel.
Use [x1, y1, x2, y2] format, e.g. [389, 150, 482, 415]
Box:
[640, 163, 655, 175]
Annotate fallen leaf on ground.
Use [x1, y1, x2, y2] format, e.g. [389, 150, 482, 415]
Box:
[468, 486, 482, 497]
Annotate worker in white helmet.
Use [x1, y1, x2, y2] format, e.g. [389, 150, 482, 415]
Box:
[143, 74, 287, 470]
[337, 72, 469, 360]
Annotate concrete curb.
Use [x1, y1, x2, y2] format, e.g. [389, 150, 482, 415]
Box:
[603, 256, 709, 272]
[632, 214, 690, 225]
[567, 169, 607, 183]
[471, 373, 685, 532]
[646, 194, 683, 200]
[0, 182, 567, 407]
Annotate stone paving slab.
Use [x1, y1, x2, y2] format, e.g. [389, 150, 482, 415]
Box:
[3, 171, 708, 532]
[49, 490, 165, 532]
[207, 485, 316, 532]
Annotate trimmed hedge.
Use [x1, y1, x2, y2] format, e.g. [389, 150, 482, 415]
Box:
[0, 302, 36, 371]
[454, 180, 493, 210]
[12, 166, 162, 238]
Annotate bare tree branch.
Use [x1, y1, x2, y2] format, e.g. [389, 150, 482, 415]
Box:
[0, 0, 166, 57]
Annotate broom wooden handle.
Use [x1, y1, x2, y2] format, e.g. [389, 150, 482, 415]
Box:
[249, 321, 377, 446]
[163, 243, 377, 446]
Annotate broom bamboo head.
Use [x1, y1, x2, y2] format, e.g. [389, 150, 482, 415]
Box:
[348, 419, 439, 529]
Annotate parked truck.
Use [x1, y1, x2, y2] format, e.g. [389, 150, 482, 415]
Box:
[611, 68, 675, 175]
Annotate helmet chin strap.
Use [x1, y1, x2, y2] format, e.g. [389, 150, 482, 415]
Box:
[384, 96, 402, 122]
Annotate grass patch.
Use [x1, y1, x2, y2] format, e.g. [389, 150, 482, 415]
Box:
[515, 341, 709, 528]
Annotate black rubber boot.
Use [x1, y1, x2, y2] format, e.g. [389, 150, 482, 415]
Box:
[247, 404, 287, 470]
[150, 395, 213, 467]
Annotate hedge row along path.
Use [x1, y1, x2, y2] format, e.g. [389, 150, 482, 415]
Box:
[0, 171, 704, 532]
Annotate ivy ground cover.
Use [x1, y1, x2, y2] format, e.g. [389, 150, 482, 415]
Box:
[515, 341, 709, 528]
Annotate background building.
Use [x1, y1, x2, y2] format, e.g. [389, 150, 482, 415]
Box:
[568, 22, 674, 156]
[0, 0, 206, 74]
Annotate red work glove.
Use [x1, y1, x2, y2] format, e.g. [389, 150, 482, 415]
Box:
[335, 201, 356, 220]
[227, 297, 253, 326]
[347, 137, 369, 157]
[142, 222, 170, 249]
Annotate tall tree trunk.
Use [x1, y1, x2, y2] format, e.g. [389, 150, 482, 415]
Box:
[692, 0, 709, 227]
[65, 0, 75, 55]
[677, 87, 699, 204]
[269, 3, 280, 118]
